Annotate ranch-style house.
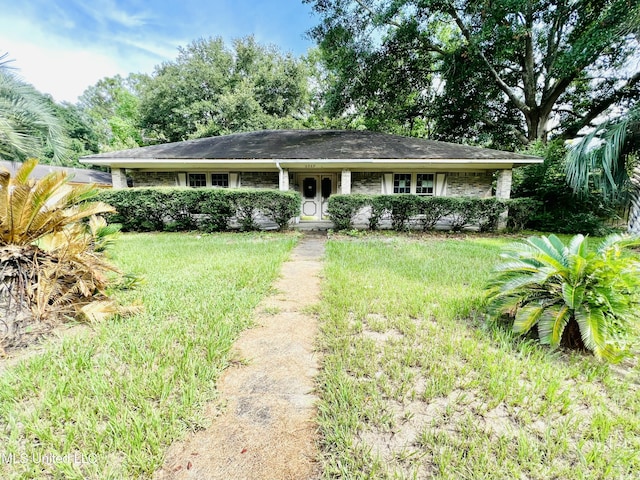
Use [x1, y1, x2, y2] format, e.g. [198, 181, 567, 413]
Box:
[81, 129, 542, 222]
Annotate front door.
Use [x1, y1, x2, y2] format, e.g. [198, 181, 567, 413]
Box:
[300, 174, 334, 220]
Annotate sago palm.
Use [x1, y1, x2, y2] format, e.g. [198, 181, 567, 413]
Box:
[0, 159, 117, 351]
[485, 233, 640, 362]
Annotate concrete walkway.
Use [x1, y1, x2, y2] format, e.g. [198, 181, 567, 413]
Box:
[156, 234, 326, 480]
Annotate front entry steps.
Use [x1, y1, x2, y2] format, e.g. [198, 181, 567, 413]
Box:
[293, 220, 334, 231]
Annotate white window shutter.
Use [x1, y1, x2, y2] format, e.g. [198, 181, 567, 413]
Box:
[229, 173, 240, 188]
[382, 173, 393, 194]
[436, 173, 446, 196]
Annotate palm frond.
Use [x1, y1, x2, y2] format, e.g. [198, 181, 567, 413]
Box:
[539, 304, 571, 348]
[562, 283, 585, 309]
[574, 306, 607, 358]
[526, 235, 567, 270]
[567, 234, 587, 256]
[513, 303, 546, 334]
[565, 109, 636, 201]
[0, 71, 68, 163]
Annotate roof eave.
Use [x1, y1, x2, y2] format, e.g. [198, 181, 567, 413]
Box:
[81, 157, 543, 170]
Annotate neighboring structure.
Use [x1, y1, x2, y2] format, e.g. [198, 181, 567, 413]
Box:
[80, 130, 542, 222]
[0, 160, 112, 188]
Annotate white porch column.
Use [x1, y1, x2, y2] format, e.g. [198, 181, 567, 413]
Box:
[278, 168, 289, 191]
[341, 169, 351, 194]
[496, 169, 513, 199]
[111, 168, 128, 189]
[496, 168, 513, 229]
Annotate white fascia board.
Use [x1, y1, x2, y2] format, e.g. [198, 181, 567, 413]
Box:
[81, 157, 542, 169]
[80, 158, 276, 169]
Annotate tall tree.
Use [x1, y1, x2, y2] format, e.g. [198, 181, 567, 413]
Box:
[138, 36, 311, 142]
[305, 0, 640, 147]
[78, 74, 146, 151]
[0, 55, 67, 163]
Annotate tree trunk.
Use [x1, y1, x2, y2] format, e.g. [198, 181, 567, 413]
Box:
[561, 318, 586, 351]
[524, 109, 551, 143]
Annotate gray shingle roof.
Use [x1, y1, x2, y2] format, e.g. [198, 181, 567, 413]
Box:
[81, 130, 540, 161]
[0, 160, 112, 185]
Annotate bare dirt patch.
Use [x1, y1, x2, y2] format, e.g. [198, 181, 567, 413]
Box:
[155, 233, 326, 480]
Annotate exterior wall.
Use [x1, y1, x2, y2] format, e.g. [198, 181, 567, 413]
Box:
[240, 172, 279, 189]
[130, 171, 177, 187]
[446, 172, 493, 197]
[120, 169, 501, 200]
[351, 172, 382, 194]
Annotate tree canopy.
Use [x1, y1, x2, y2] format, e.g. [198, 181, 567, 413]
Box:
[78, 74, 146, 151]
[137, 36, 311, 143]
[305, 0, 640, 148]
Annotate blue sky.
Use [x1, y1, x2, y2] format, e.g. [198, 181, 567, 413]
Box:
[0, 0, 319, 103]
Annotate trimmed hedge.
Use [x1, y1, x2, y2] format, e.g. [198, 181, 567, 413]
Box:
[96, 188, 301, 232]
[326, 194, 369, 230]
[326, 194, 536, 232]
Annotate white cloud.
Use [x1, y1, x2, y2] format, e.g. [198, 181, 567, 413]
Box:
[0, 0, 317, 104]
[0, 10, 170, 103]
[73, 0, 152, 28]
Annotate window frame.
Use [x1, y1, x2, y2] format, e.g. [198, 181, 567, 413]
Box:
[393, 173, 412, 194]
[392, 173, 436, 196]
[210, 173, 229, 188]
[415, 173, 435, 196]
[186, 172, 230, 188]
[187, 172, 207, 188]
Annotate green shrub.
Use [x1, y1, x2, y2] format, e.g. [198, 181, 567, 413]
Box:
[197, 189, 233, 232]
[416, 196, 455, 231]
[227, 190, 261, 231]
[252, 190, 301, 231]
[512, 140, 620, 234]
[96, 188, 165, 231]
[506, 197, 542, 231]
[485, 233, 640, 362]
[97, 188, 298, 232]
[448, 197, 481, 232]
[477, 198, 508, 232]
[368, 196, 388, 230]
[162, 188, 205, 231]
[327, 194, 369, 230]
[386, 195, 421, 231]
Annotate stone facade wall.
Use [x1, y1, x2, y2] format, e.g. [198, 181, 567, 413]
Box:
[446, 172, 493, 197]
[351, 172, 382, 194]
[130, 171, 177, 187]
[241, 172, 279, 189]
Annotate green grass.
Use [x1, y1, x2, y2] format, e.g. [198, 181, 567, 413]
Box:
[317, 234, 640, 479]
[0, 232, 297, 479]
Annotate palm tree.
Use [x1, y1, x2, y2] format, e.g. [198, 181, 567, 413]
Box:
[565, 105, 640, 233]
[0, 159, 117, 351]
[486, 233, 640, 362]
[0, 53, 67, 163]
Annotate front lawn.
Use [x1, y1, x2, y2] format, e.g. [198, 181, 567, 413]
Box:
[0, 232, 297, 479]
[1, 231, 638, 479]
[318, 235, 640, 479]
